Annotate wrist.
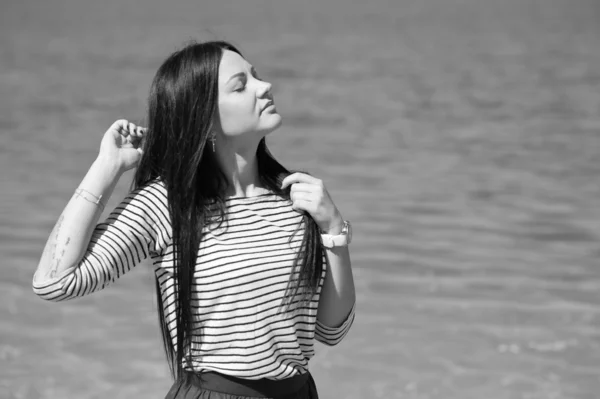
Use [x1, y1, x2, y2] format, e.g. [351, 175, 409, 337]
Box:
[93, 156, 125, 179]
[320, 215, 344, 235]
[83, 158, 123, 194]
[320, 220, 352, 248]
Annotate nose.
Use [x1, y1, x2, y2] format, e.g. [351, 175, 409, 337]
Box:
[257, 80, 272, 98]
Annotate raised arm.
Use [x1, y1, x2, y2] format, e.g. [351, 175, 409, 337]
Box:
[33, 120, 146, 291]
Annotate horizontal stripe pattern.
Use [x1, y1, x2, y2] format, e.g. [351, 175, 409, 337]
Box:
[32, 180, 355, 380]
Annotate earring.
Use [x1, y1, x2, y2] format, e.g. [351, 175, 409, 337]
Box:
[209, 133, 216, 152]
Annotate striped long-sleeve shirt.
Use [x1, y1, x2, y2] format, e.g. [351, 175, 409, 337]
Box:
[32, 180, 355, 380]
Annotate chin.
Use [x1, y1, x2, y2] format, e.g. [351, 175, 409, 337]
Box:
[263, 114, 283, 135]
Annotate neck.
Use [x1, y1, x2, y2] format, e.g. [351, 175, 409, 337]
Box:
[213, 136, 266, 198]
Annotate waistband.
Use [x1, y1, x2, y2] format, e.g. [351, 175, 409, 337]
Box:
[179, 370, 312, 397]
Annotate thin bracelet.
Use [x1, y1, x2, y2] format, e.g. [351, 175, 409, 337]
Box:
[74, 188, 106, 211]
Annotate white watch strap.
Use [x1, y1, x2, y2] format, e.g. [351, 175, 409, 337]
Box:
[321, 232, 349, 248]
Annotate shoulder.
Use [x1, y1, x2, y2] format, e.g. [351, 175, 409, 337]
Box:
[115, 178, 169, 223]
[128, 178, 168, 206]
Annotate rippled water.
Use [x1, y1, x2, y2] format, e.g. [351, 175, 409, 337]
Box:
[2, 0, 600, 398]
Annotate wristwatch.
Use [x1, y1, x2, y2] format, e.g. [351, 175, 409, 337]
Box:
[321, 220, 352, 248]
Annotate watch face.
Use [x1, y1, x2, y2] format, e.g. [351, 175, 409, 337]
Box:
[348, 221, 352, 244]
[345, 221, 352, 244]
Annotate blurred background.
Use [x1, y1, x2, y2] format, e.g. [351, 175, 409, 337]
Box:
[2, 0, 600, 397]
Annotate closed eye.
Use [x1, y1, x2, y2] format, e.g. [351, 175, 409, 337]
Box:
[233, 76, 247, 92]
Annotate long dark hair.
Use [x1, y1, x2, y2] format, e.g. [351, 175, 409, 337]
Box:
[132, 41, 324, 382]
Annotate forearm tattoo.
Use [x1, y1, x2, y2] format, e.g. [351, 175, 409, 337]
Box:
[48, 215, 70, 278]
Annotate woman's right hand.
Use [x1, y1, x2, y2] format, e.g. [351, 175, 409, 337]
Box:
[97, 119, 146, 173]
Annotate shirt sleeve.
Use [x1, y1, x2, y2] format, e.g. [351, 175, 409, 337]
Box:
[315, 301, 356, 346]
[32, 181, 170, 302]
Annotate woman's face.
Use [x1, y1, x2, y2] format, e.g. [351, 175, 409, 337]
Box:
[215, 50, 282, 141]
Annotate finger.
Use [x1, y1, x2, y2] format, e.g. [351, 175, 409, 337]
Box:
[290, 191, 313, 203]
[281, 172, 320, 189]
[113, 119, 129, 129]
[131, 125, 140, 139]
[128, 122, 137, 136]
[290, 199, 312, 213]
[113, 119, 129, 136]
[290, 183, 315, 195]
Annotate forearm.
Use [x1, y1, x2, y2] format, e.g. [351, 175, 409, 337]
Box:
[279, 172, 356, 328]
[34, 158, 122, 283]
[317, 244, 356, 328]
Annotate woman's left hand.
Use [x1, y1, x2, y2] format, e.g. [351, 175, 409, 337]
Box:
[281, 172, 344, 234]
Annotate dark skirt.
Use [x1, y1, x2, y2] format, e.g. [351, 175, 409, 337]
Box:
[165, 371, 319, 399]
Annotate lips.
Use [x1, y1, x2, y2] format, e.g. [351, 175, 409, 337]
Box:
[261, 100, 274, 112]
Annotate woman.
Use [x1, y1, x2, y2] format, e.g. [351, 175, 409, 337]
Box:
[32, 40, 356, 399]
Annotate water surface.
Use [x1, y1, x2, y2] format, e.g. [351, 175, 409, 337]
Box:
[2, 0, 600, 398]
